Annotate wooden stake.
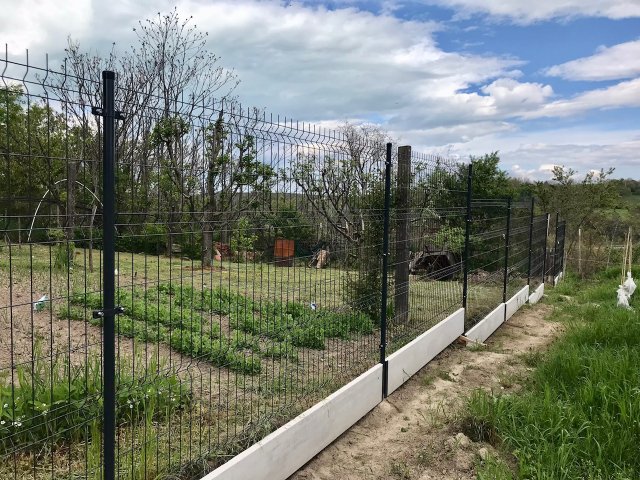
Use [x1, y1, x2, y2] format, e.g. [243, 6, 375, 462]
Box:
[628, 227, 633, 274]
[575, 226, 582, 277]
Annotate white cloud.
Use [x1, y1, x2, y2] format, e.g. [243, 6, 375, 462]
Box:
[1, 0, 639, 177]
[420, 0, 640, 23]
[435, 127, 640, 179]
[546, 39, 640, 81]
[524, 78, 640, 118]
[481, 78, 554, 111]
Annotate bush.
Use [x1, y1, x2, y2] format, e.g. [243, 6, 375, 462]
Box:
[344, 269, 382, 325]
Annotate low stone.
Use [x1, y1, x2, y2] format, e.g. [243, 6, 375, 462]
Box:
[477, 447, 489, 461]
[454, 432, 471, 448]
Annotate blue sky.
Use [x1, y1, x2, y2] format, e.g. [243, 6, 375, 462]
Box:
[2, 0, 639, 179]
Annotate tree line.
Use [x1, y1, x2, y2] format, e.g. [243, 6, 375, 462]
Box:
[1, 10, 632, 275]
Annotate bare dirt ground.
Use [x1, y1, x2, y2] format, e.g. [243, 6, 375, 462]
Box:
[290, 303, 561, 480]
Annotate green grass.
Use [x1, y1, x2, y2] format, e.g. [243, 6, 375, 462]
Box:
[0, 345, 189, 455]
[59, 281, 375, 375]
[465, 269, 640, 479]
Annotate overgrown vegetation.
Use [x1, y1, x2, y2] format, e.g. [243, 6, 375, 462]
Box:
[0, 346, 189, 454]
[465, 269, 640, 479]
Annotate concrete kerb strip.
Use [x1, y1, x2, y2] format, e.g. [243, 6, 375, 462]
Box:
[528, 283, 544, 304]
[464, 303, 506, 344]
[202, 364, 383, 480]
[386, 308, 464, 395]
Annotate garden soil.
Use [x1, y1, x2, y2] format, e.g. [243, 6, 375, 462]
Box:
[290, 303, 560, 480]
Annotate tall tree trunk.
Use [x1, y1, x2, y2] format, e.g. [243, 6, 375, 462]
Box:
[201, 111, 224, 267]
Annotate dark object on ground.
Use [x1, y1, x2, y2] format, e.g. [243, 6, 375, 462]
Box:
[215, 242, 232, 257]
[409, 245, 459, 279]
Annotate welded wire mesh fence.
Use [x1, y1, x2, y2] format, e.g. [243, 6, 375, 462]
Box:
[464, 198, 509, 330]
[529, 213, 549, 290]
[0, 56, 566, 480]
[386, 148, 467, 353]
[505, 201, 533, 299]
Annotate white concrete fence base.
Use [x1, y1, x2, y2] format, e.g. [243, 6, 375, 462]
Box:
[554, 271, 564, 286]
[528, 283, 544, 304]
[464, 303, 505, 344]
[203, 292, 535, 480]
[386, 308, 464, 395]
[203, 364, 383, 480]
[506, 286, 529, 321]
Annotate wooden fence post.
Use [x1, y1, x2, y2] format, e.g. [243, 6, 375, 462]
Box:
[394, 145, 411, 325]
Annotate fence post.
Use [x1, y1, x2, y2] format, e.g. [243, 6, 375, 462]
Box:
[462, 163, 473, 310]
[526, 197, 534, 286]
[502, 198, 512, 305]
[380, 142, 392, 398]
[394, 146, 411, 325]
[96, 70, 118, 480]
[542, 213, 550, 285]
[578, 227, 582, 277]
[552, 212, 559, 281]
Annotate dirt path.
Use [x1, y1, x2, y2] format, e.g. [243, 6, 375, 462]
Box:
[290, 303, 561, 480]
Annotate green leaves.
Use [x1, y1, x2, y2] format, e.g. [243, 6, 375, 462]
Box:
[0, 347, 189, 454]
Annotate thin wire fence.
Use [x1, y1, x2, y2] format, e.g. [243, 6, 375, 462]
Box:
[386, 148, 467, 352]
[0, 55, 567, 480]
[529, 214, 549, 290]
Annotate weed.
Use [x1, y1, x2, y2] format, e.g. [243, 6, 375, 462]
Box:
[476, 454, 514, 480]
[415, 448, 431, 467]
[468, 341, 488, 352]
[437, 370, 454, 382]
[0, 345, 189, 454]
[390, 460, 412, 479]
[421, 374, 436, 387]
[518, 349, 545, 368]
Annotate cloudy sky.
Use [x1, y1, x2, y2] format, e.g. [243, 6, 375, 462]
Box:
[2, 0, 639, 179]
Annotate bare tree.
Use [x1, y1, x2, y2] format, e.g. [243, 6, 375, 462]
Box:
[288, 122, 391, 247]
[201, 106, 275, 266]
[57, 9, 240, 261]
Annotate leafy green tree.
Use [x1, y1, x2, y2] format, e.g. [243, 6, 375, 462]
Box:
[459, 151, 513, 200]
[0, 86, 87, 241]
[534, 166, 619, 256]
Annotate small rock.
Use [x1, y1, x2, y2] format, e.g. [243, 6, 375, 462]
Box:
[454, 432, 471, 448]
[444, 437, 457, 451]
[477, 447, 489, 461]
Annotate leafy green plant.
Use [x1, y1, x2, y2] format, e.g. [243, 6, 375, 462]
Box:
[48, 228, 74, 270]
[0, 345, 189, 454]
[231, 217, 258, 262]
[433, 226, 465, 254]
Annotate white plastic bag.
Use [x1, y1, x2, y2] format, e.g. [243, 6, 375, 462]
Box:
[617, 285, 631, 309]
[33, 294, 49, 312]
[623, 271, 636, 297]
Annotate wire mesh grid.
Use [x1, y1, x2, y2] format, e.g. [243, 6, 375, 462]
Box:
[464, 198, 509, 330]
[529, 214, 549, 290]
[385, 149, 467, 352]
[0, 52, 568, 480]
